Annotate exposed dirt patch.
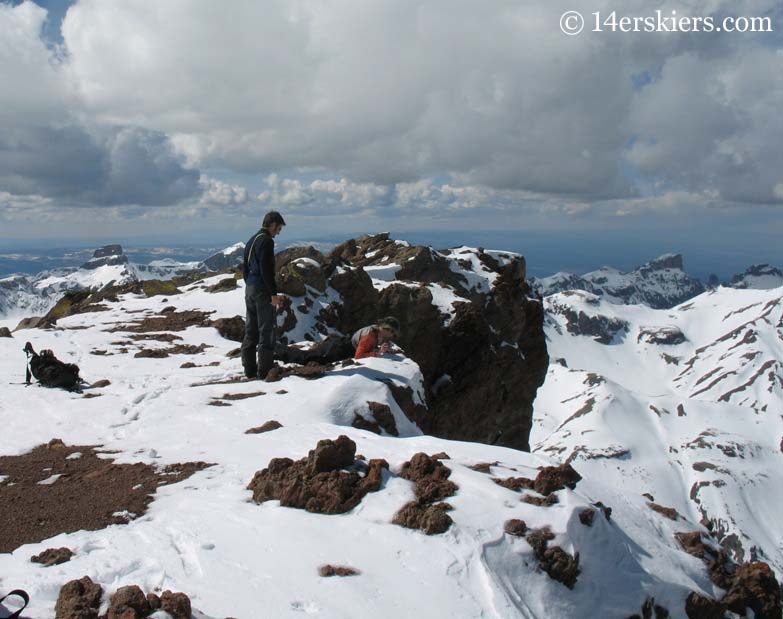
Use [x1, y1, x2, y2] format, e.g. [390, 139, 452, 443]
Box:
[107, 309, 214, 334]
[0, 440, 212, 553]
[469, 462, 497, 474]
[247, 436, 388, 514]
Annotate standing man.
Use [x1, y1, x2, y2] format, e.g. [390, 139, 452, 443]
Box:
[241, 211, 286, 380]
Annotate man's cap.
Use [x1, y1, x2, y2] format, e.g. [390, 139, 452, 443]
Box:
[378, 316, 400, 337]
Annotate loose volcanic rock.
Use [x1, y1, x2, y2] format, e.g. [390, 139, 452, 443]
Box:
[30, 546, 74, 567]
[245, 420, 283, 434]
[392, 501, 454, 535]
[318, 564, 361, 577]
[504, 519, 528, 537]
[211, 316, 245, 342]
[398, 452, 458, 503]
[247, 436, 388, 514]
[55, 576, 103, 619]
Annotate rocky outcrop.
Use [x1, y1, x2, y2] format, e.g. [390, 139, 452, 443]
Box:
[525, 526, 580, 589]
[531, 253, 705, 309]
[55, 578, 193, 619]
[271, 233, 547, 451]
[677, 531, 782, 619]
[638, 326, 687, 345]
[549, 298, 629, 344]
[392, 453, 458, 535]
[55, 575, 103, 619]
[80, 245, 128, 270]
[247, 436, 388, 514]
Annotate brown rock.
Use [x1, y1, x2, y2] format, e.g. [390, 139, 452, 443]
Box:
[318, 564, 360, 577]
[647, 502, 680, 521]
[31, 546, 74, 566]
[247, 437, 388, 514]
[722, 561, 781, 619]
[0, 326, 12, 337]
[685, 592, 725, 619]
[211, 316, 245, 342]
[207, 277, 238, 293]
[524, 526, 580, 589]
[107, 585, 149, 619]
[392, 500, 453, 535]
[55, 576, 103, 619]
[146, 593, 161, 611]
[493, 476, 535, 491]
[468, 462, 496, 474]
[160, 590, 192, 619]
[532, 463, 582, 495]
[367, 401, 399, 436]
[245, 420, 283, 434]
[399, 453, 458, 502]
[522, 493, 559, 507]
[525, 526, 556, 555]
[504, 519, 528, 536]
[578, 508, 596, 526]
[90, 379, 111, 388]
[540, 546, 580, 590]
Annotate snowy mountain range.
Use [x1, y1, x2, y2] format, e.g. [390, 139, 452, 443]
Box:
[0, 235, 781, 618]
[0, 244, 244, 320]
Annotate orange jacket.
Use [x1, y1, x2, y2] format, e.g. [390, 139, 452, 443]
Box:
[355, 330, 380, 359]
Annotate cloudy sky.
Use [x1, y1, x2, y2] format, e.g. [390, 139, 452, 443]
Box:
[0, 0, 781, 274]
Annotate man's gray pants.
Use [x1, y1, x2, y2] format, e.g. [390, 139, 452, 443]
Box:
[241, 284, 275, 377]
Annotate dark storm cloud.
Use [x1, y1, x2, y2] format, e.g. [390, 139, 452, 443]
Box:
[0, 124, 200, 206]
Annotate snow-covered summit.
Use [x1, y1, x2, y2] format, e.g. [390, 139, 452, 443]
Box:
[1, 255, 780, 617]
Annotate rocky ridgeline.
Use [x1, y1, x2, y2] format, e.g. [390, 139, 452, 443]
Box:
[530, 253, 706, 309]
[270, 233, 548, 451]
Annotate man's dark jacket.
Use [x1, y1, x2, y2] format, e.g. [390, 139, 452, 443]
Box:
[243, 229, 277, 295]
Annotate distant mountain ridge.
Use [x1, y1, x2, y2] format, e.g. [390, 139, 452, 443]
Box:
[0, 244, 243, 318]
[531, 253, 783, 309]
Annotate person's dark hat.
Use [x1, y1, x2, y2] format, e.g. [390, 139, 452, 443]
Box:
[263, 210, 286, 227]
[378, 316, 400, 337]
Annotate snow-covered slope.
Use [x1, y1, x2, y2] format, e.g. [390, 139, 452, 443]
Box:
[533, 285, 783, 583]
[1, 272, 779, 617]
[530, 254, 705, 309]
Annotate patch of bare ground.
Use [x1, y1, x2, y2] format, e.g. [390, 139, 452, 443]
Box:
[0, 439, 212, 553]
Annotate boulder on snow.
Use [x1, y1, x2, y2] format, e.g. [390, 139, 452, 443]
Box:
[247, 436, 388, 514]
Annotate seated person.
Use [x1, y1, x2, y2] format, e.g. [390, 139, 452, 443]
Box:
[352, 316, 400, 359]
[275, 316, 401, 365]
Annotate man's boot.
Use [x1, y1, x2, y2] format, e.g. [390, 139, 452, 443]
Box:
[241, 346, 257, 379]
[257, 348, 275, 380]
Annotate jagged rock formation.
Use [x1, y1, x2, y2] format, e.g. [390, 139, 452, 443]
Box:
[728, 264, 783, 290]
[530, 253, 705, 309]
[272, 233, 548, 451]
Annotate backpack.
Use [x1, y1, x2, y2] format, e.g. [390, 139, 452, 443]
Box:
[351, 325, 377, 349]
[23, 342, 82, 392]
